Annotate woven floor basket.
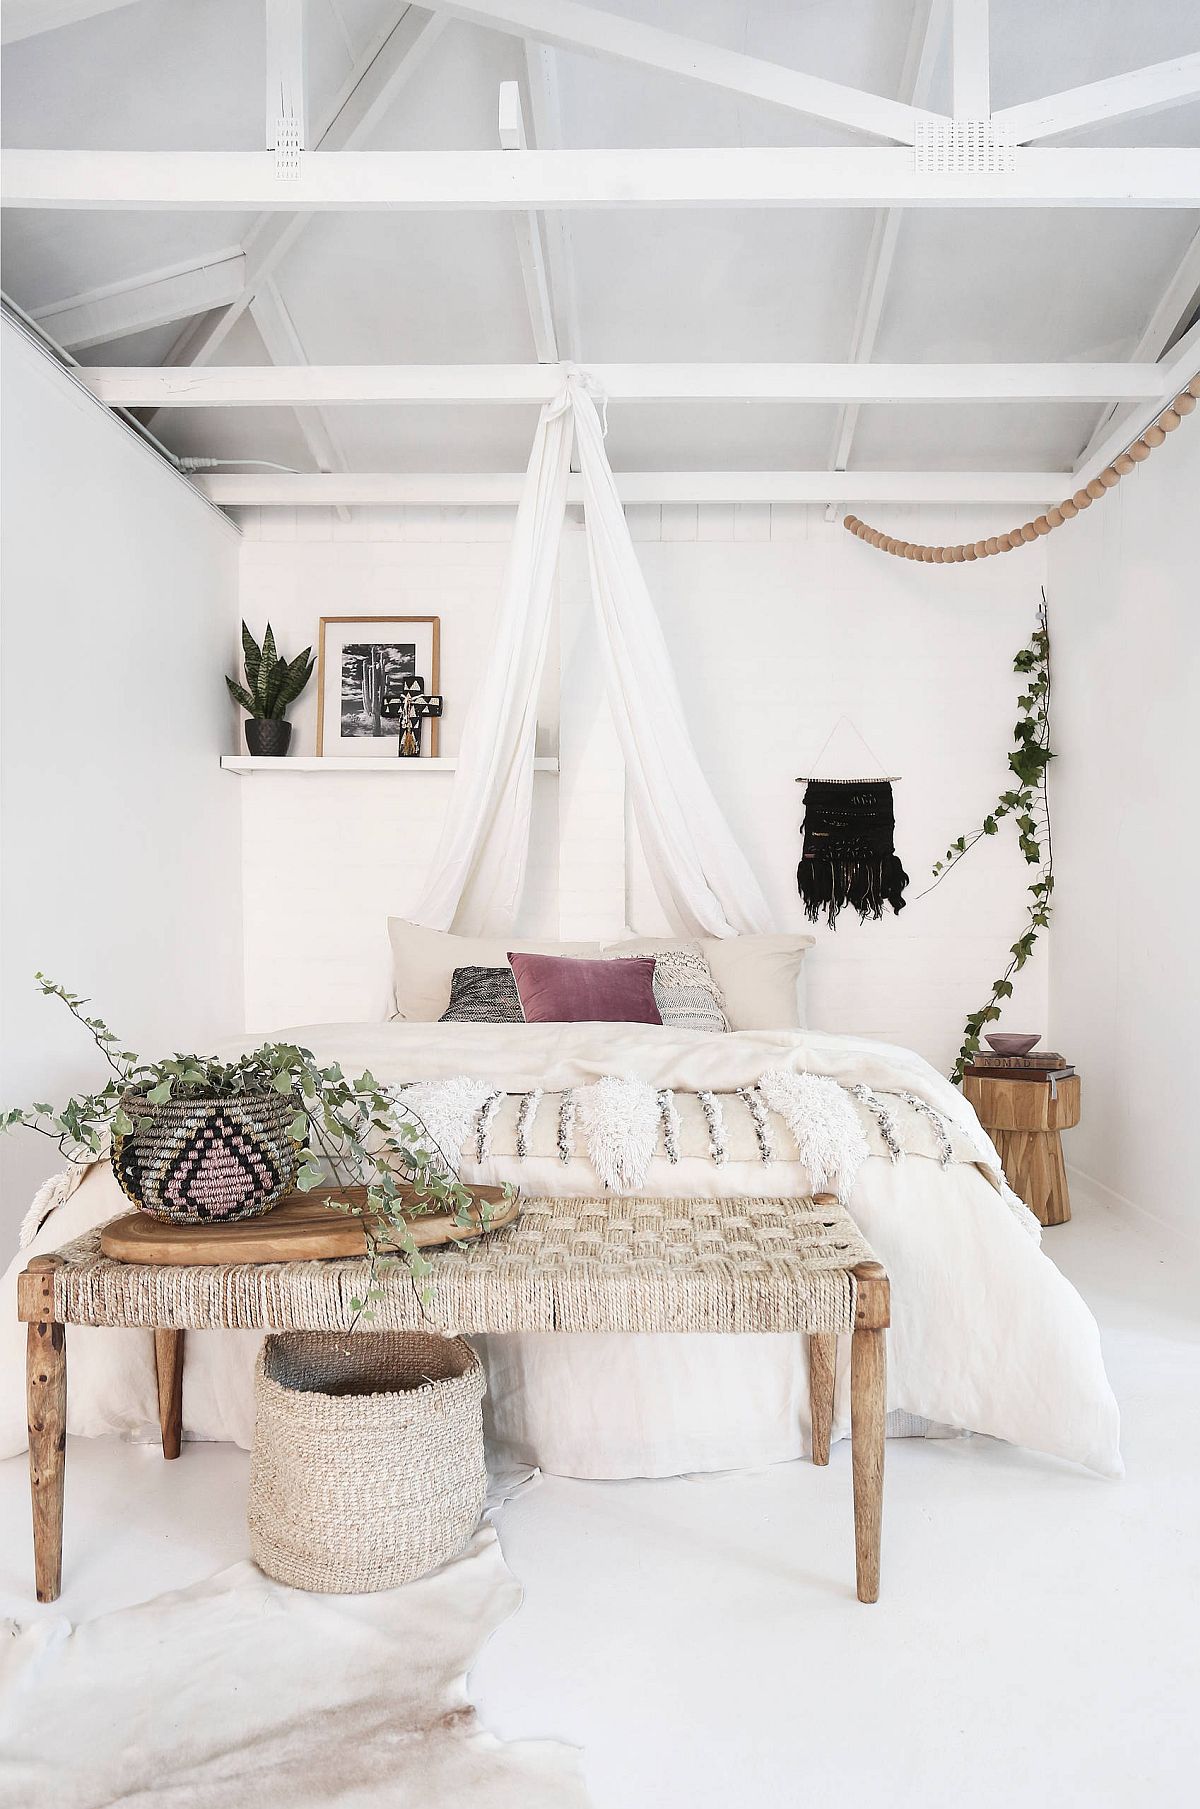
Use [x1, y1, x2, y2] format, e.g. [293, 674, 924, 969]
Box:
[248, 1330, 487, 1594]
[111, 1089, 297, 1225]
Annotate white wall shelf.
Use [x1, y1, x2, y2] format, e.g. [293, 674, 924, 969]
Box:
[221, 754, 559, 774]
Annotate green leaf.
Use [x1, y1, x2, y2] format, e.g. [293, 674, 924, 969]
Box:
[241, 620, 263, 691]
[147, 1079, 173, 1105]
[111, 1106, 134, 1136]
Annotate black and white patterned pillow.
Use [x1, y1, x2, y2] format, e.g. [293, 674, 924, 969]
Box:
[439, 966, 525, 1024]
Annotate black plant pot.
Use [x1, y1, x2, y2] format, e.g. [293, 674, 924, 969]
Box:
[246, 719, 292, 758]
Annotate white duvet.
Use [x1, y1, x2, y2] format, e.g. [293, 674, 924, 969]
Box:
[0, 1023, 1121, 1478]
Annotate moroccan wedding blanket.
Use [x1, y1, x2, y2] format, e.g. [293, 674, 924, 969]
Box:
[0, 1023, 1120, 1477]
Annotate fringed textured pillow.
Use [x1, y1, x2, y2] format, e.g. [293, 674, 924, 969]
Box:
[615, 946, 731, 1034]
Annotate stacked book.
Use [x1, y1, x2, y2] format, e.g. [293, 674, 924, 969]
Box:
[965, 1051, 1075, 1084]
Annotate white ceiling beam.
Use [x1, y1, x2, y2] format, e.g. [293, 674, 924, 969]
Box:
[951, 0, 989, 118]
[159, 7, 447, 372]
[0, 0, 139, 42]
[31, 248, 246, 350]
[8, 147, 1200, 210]
[81, 362, 1166, 407]
[265, 0, 308, 150]
[522, 42, 579, 361]
[1073, 322, 1200, 487]
[423, 0, 946, 144]
[194, 469, 1066, 507]
[996, 52, 1200, 144]
[248, 278, 352, 523]
[1074, 222, 1200, 470]
[829, 0, 947, 491]
[498, 80, 557, 361]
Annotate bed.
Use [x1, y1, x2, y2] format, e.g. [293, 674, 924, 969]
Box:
[0, 929, 1121, 1479]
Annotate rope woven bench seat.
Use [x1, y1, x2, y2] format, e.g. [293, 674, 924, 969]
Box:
[36, 1196, 877, 1337]
[19, 1193, 890, 1605]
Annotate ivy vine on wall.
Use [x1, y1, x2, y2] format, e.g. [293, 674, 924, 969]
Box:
[922, 594, 1054, 1085]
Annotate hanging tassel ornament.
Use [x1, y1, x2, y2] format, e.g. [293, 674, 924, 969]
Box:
[796, 778, 909, 927]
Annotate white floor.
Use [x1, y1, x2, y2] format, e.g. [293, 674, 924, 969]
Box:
[1, 1208, 1197, 1808]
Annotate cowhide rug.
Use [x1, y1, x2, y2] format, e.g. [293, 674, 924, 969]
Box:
[0, 1527, 591, 1808]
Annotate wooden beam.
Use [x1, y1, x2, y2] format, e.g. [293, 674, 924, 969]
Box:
[158, 7, 446, 372]
[31, 249, 246, 350]
[422, 0, 946, 144]
[498, 80, 558, 361]
[996, 52, 1200, 144]
[82, 362, 1169, 408]
[194, 469, 1066, 507]
[1, 0, 139, 42]
[1074, 222, 1200, 470]
[829, 0, 947, 490]
[1073, 322, 1200, 488]
[9, 147, 1199, 210]
[951, 0, 989, 118]
[265, 0, 308, 150]
[248, 278, 352, 522]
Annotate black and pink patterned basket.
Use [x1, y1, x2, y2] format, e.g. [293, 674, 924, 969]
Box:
[111, 1089, 298, 1225]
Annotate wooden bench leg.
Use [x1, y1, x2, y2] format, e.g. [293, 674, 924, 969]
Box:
[850, 1328, 886, 1604]
[850, 1261, 889, 1605]
[154, 1329, 185, 1460]
[28, 1308, 67, 1604]
[808, 1332, 836, 1466]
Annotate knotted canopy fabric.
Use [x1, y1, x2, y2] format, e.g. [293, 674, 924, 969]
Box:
[415, 368, 771, 939]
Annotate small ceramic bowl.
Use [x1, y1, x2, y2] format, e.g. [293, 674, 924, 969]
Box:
[984, 1033, 1041, 1056]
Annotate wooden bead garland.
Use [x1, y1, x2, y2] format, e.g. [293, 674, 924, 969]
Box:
[843, 376, 1198, 563]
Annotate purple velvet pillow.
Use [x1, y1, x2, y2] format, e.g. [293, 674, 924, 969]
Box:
[507, 952, 663, 1025]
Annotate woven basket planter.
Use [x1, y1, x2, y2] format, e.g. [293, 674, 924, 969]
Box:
[248, 1330, 487, 1594]
[111, 1089, 297, 1225]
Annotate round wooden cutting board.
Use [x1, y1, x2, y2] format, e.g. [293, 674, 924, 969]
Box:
[99, 1185, 517, 1265]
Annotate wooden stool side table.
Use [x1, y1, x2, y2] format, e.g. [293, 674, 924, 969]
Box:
[962, 1072, 1081, 1228]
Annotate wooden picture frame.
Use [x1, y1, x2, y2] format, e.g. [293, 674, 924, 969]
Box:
[315, 615, 441, 757]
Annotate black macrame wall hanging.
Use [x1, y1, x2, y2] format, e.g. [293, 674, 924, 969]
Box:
[795, 722, 909, 928]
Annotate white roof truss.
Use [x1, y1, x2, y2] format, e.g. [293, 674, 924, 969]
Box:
[420, 0, 947, 144]
[0, 0, 139, 42]
[7, 146, 1199, 210]
[498, 79, 558, 362]
[828, 0, 947, 507]
[1074, 221, 1200, 470]
[156, 4, 447, 375]
[951, 0, 989, 119]
[1073, 317, 1200, 487]
[192, 470, 1067, 507]
[265, 0, 308, 151]
[996, 51, 1200, 144]
[78, 362, 1172, 407]
[247, 278, 352, 523]
[31, 248, 246, 351]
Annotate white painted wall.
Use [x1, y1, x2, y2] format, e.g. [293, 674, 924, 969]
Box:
[1047, 426, 1199, 1250]
[0, 321, 243, 1254]
[235, 501, 1049, 1071]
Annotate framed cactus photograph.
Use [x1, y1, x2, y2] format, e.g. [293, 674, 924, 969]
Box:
[315, 615, 441, 757]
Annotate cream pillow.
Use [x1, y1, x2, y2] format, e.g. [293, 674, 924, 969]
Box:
[387, 920, 602, 1021]
[603, 932, 814, 1031]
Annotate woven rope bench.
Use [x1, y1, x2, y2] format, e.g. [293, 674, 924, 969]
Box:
[19, 1193, 890, 1604]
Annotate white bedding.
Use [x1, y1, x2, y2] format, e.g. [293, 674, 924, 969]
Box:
[0, 1023, 1121, 1478]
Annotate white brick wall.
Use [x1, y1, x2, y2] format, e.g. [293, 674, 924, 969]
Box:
[235, 503, 1051, 1069]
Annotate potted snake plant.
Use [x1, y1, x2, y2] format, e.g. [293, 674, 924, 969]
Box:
[226, 621, 314, 757]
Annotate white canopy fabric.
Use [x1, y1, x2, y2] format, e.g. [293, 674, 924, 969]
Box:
[415, 369, 772, 939]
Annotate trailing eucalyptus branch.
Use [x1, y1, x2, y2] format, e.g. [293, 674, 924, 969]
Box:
[2, 977, 510, 1322]
[924, 597, 1054, 1085]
